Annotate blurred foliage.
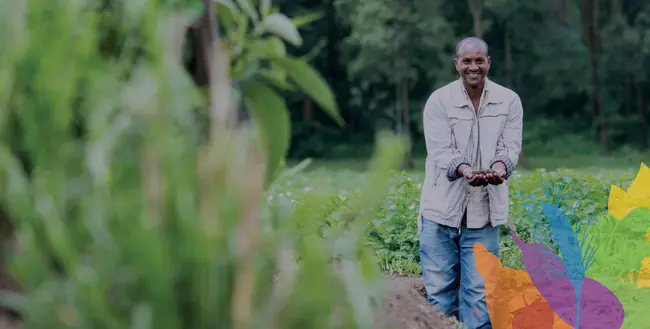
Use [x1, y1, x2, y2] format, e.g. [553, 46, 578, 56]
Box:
[0, 0, 411, 328]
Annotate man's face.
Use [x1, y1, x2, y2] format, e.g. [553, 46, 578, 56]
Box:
[454, 48, 491, 88]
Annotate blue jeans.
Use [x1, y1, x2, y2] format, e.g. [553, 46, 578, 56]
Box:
[419, 215, 500, 329]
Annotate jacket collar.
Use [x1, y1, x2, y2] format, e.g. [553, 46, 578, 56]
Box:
[451, 77, 504, 108]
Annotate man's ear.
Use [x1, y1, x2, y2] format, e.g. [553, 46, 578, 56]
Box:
[487, 56, 492, 65]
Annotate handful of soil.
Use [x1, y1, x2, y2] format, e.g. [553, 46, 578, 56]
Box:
[467, 169, 503, 186]
[471, 169, 497, 177]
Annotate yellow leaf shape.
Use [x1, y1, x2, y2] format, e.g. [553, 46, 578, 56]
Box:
[608, 163, 650, 220]
[638, 257, 650, 288]
[621, 256, 650, 288]
[473, 243, 573, 329]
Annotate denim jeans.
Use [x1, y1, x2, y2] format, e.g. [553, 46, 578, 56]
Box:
[419, 215, 500, 329]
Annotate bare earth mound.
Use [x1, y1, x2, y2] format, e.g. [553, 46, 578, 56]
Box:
[376, 275, 457, 329]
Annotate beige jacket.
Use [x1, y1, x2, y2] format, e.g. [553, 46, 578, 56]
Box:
[418, 78, 523, 230]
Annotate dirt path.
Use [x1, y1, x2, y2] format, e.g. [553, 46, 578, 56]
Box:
[376, 275, 458, 329]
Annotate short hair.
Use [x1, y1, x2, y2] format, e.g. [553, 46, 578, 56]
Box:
[455, 37, 489, 57]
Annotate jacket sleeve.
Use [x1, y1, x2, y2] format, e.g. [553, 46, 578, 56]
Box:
[489, 94, 523, 179]
[423, 93, 470, 181]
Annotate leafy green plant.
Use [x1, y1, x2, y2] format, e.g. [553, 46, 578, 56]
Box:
[0, 1, 408, 329]
[215, 0, 343, 186]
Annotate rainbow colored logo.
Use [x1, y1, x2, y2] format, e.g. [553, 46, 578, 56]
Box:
[474, 163, 650, 329]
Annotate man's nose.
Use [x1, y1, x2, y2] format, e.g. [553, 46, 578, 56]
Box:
[469, 62, 479, 70]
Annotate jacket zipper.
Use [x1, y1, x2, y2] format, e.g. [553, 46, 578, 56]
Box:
[459, 95, 486, 235]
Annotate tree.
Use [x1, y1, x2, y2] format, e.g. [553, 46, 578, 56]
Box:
[336, 0, 455, 168]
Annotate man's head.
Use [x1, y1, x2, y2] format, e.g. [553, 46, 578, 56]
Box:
[454, 37, 491, 89]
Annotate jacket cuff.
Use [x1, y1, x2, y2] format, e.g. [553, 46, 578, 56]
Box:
[447, 157, 471, 181]
[489, 155, 515, 179]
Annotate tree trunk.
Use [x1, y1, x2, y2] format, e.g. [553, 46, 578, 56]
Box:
[468, 0, 483, 37]
[504, 26, 513, 88]
[402, 78, 414, 169]
[326, 0, 337, 90]
[637, 81, 648, 150]
[395, 81, 402, 134]
[304, 96, 312, 120]
[504, 26, 530, 169]
[626, 75, 632, 115]
[581, 0, 607, 154]
[612, 0, 622, 15]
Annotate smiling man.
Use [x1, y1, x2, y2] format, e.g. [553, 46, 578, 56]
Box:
[418, 37, 523, 328]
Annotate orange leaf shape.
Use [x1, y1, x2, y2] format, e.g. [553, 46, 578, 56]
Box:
[473, 243, 573, 329]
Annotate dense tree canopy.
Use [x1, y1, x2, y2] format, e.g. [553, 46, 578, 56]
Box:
[267, 0, 650, 161]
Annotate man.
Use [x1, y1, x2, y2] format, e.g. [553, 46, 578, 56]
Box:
[418, 37, 523, 329]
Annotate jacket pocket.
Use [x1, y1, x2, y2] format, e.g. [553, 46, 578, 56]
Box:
[479, 103, 508, 150]
[450, 117, 473, 152]
[433, 170, 441, 187]
[487, 181, 509, 220]
[422, 169, 458, 219]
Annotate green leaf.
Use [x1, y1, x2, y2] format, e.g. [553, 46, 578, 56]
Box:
[259, 69, 295, 91]
[301, 38, 326, 62]
[242, 81, 291, 187]
[267, 37, 286, 57]
[292, 11, 324, 28]
[278, 158, 312, 180]
[215, 0, 239, 31]
[234, 0, 259, 23]
[245, 37, 286, 58]
[271, 56, 343, 125]
[215, 0, 240, 15]
[258, 13, 302, 46]
[260, 0, 271, 17]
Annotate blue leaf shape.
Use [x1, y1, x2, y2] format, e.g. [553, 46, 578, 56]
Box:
[517, 176, 598, 329]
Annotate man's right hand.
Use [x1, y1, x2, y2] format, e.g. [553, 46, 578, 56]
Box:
[458, 165, 487, 186]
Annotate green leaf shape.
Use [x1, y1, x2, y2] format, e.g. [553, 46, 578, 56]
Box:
[242, 81, 290, 187]
[292, 11, 324, 28]
[258, 13, 303, 46]
[270, 56, 343, 126]
[233, 0, 259, 22]
[215, 0, 239, 31]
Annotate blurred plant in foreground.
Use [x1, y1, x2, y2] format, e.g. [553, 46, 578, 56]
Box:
[0, 0, 406, 328]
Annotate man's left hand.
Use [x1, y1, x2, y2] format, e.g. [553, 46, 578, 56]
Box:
[488, 162, 507, 185]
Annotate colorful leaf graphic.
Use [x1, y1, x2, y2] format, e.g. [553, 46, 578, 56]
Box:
[508, 225, 625, 328]
[579, 162, 650, 329]
[473, 242, 572, 329]
[608, 163, 650, 222]
[516, 178, 624, 328]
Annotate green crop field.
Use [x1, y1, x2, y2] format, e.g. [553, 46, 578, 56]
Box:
[270, 159, 641, 275]
[268, 158, 650, 328]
